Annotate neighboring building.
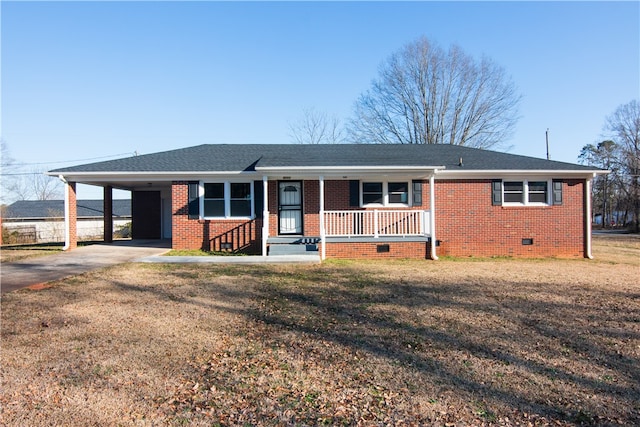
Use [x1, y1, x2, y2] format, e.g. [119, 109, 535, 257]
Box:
[2, 199, 131, 244]
[48, 144, 606, 259]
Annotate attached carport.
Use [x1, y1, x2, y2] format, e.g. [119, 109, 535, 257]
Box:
[49, 173, 173, 250]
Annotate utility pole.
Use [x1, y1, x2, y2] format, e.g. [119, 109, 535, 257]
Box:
[545, 128, 550, 160]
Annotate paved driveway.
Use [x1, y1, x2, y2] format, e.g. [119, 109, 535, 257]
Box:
[1, 240, 171, 293]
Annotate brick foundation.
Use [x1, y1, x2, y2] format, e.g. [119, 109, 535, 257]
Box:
[324, 241, 429, 259]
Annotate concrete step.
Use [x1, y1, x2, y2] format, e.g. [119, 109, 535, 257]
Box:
[268, 243, 318, 256]
[267, 237, 321, 245]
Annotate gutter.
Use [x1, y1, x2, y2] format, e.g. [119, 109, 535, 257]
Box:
[585, 175, 594, 259]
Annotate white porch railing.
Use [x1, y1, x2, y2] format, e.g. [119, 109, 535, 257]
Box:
[323, 210, 430, 237]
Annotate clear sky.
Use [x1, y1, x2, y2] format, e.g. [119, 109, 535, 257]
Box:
[2, 1, 639, 200]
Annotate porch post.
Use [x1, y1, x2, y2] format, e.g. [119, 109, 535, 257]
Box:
[429, 175, 438, 260]
[104, 185, 113, 243]
[319, 176, 326, 260]
[262, 176, 269, 256]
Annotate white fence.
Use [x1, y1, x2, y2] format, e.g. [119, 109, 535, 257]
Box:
[323, 210, 430, 237]
[2, 219, 131, 244]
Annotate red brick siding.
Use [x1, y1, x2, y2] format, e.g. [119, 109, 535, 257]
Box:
[325, 180, 352, 210]
[64, 181, 78, 250]
[172, 181, 262, 253]
[434, 179, 585, 258]
[268, 181, 278, 236]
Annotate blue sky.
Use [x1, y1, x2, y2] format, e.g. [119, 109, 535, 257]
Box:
[2, 1, 639, 200]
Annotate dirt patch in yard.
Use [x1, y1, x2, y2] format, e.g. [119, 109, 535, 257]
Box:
[1, 235, 638, 425]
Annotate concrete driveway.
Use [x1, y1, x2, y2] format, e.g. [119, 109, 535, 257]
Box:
[1, 240, 171, 293]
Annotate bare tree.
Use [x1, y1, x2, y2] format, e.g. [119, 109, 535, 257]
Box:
[6, 169, 63, 201]
[348, 37, 521, 148]
[605, 99, 640, 232]
[1, 139, 13, 169]
[289, 107, 345, 144]
[1, 139, 17, 203]
[1, 140, 63, 202]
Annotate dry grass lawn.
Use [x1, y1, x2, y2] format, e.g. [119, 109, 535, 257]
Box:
[1, 235, 638, 426]
[0, 245, 63, 263]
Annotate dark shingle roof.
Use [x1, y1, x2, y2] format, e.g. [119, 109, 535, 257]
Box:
[4, 200, 131, 219]
[49, 144, 599, 173]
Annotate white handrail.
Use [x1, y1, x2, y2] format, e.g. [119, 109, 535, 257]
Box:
[324, 210, 430, 237]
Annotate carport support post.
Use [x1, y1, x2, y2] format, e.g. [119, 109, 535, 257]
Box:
[104, 185, 113, 243]
[62, 178, 78, 251]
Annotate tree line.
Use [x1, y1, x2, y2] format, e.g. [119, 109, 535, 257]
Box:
[579, 100, 640, 232]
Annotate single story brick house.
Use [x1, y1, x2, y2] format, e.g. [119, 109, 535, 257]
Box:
[48, 144, 606, 259]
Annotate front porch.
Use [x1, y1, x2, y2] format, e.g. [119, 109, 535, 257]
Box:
[259, 174, 439, 260]
[265, 208, 432, 259]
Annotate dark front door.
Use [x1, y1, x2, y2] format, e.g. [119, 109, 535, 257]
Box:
[278, 181, 303, 235]
[132, 191, 161, 239]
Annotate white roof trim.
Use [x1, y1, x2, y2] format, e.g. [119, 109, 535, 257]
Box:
[49, 167, 607, 183]
[436, 169, 608, 179]
[47, 171, 255, 177]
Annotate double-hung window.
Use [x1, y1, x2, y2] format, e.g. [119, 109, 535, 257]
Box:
[204, 183, 225, 217]
[230, 183, 251, 217]
[362, 182, 383, 205]
[388, 182, 409, 204]
[202, 182, 253, 218]
[361, 181, 409, 206]
[527, 181, 548, 203]
[500, 180, 550, 206]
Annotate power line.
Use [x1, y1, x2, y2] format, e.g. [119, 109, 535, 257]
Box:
[7, 152, 136, 167]
[1, 172, 51, 177]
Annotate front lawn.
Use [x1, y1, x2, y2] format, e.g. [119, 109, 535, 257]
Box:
[1, 235, 638, 425]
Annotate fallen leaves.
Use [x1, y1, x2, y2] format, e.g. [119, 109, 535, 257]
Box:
[2, 237, 639, 425]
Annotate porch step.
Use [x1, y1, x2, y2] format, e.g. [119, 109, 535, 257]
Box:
[269, 237, 319, 256]
[267, 237, 321, 245]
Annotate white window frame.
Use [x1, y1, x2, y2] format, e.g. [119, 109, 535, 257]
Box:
[502, 179, 551, 206]
[200, 181, 255, 219]
[361, 181, 411, 207]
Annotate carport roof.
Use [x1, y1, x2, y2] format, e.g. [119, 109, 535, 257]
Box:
[50, 144, 601, 174]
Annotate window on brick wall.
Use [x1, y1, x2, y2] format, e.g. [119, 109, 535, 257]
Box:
[361, 181, 409, 207]
[497, 180, 553, 206]
[202, 182, 254, 219]
[362, 182, 383, 205]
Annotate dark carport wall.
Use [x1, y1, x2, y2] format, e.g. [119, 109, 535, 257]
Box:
[132, 190, 162, 239]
